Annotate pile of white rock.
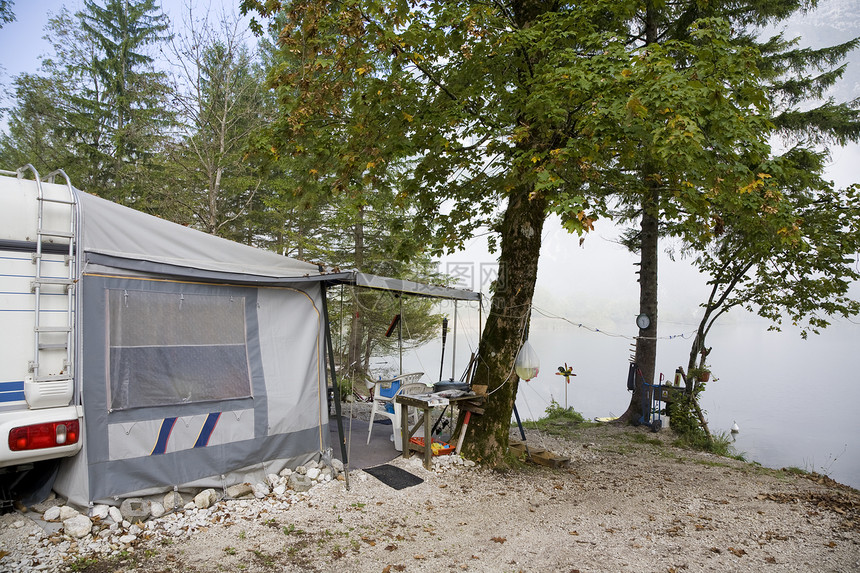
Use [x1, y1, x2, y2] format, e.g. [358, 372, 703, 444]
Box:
[1, 458, 346, 572]
[427, 453, 477, 474]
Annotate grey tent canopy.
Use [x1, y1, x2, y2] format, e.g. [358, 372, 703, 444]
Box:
[80, 190, 479, 299]
[348, 272, 480, 301]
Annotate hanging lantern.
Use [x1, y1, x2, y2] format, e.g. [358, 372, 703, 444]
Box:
[515, 340, 540, 381]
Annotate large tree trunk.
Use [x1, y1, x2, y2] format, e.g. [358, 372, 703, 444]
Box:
[460, 186, 547, 466]
[458, 0, 552, 466]
[621, 181, 659, 423]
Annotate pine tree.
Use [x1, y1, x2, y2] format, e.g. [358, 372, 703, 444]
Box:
[78, 0, 172, 204]
[0, 2, 172, 206]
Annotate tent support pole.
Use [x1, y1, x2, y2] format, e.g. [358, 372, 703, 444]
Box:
[451, 302, 458, 381]
[398, 295, 403, 375]
[479, 296, 483, 343]
[322, 286, 350, 489]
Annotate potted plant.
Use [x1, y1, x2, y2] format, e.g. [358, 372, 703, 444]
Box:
[688, 366, 711, 383]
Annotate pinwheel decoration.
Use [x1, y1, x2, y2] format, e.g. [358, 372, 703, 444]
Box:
[556, 363, 576, 383]
[555, 363, 576, 409]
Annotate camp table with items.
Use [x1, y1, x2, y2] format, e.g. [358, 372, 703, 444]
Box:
[396, 392, 483, 469]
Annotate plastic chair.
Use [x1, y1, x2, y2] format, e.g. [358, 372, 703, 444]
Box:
[366, 372, 426, 448]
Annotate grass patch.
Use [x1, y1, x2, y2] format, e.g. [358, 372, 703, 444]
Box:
[673, 430, 746, 461]
[542, 399, 586, 423]
[67, 549, 161, 573]
[629, 433, 663, 447]
[692, 458, 735, 469]
[595, 444, 635, 456]
[68, 557, 101, 572]
[522, 399, 598, 438]
[283, 523, 306, 536]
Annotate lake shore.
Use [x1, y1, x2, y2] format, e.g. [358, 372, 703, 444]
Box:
[2, 421, 858, 572]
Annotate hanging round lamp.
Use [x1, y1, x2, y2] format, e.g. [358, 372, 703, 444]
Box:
[515, 340, 540, 381]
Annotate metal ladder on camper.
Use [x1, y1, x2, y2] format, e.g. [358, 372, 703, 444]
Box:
[20, 165, 78, 395]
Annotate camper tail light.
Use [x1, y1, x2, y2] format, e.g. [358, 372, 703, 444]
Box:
[8, 420, 80, 451]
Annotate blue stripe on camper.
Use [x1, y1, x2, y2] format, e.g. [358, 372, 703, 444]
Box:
[194, 413, 221, 448]
[0, 381, 25, 403]
[0, 381, 24, 392]
[151, 418, 177, 455]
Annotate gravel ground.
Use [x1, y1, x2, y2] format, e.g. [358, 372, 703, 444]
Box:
[1, 414, 858, 573]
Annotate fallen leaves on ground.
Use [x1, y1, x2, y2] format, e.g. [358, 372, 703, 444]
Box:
[762, 490, 860, 529]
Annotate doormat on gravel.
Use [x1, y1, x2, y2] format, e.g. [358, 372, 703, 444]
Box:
[363, 464, 424, 490]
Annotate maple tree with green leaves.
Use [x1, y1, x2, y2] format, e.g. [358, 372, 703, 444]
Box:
[0, 0, 14, 27]
[618, 2, 860, 434]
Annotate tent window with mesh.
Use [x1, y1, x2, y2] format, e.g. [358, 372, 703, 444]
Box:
[106, 289, 252, 410]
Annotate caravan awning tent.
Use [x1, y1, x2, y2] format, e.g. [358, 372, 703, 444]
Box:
[52, 189, 477, 506]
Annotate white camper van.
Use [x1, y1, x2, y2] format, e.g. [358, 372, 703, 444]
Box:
[0, 166, 83, 505]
